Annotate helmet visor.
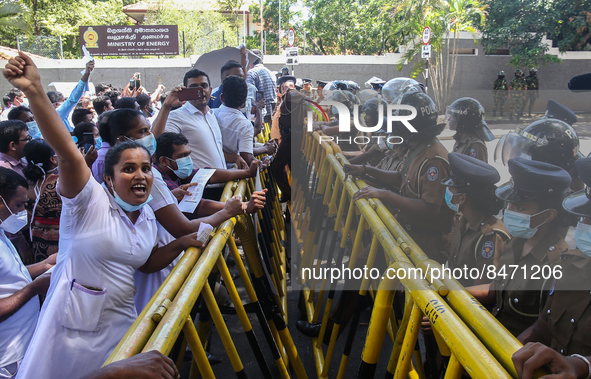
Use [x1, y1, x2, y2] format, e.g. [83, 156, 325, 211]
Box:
[444, 106, 460, 131]
[494, 129, 537, 165]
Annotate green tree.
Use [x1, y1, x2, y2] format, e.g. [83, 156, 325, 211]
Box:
[248, 0, 299, 54]
[148, 2, 236, 56]
[0, 0, 30, 49]
[303, 0, 397, 55]
[547, 0, 591, 51]
[391, 0, 486, 109]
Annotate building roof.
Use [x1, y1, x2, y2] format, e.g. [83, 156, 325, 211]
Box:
[0, 45, 48, 61]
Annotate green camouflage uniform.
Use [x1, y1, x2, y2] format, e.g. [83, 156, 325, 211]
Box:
[523, 75, 539, 116]
[510, 77, 527, 119]
[492, 78, 508, 116]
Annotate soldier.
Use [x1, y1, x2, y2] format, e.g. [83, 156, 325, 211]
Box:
[347, 92, 454, 263]
[469, 158, 573, 337]
[518, 157, 591, 357]
[510, 69, 527, 120]
[441, 153, 510, 287]
[300, 78, 312, 98]
[523, 68, 539, 118]
[492, 70, 508, 117]
[446, 97, 495, 162]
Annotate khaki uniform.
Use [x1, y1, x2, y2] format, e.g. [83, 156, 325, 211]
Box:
[300, 89, 312, 99]
[448, 214, 511, 286]
[541, 249, 591, 356]
[375, 149, 404, 172]
[396, 138, 454, 263]
[452, 131, 488, 163]
[492, 230, 569, 337]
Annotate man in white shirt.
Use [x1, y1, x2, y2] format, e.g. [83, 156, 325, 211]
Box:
[0, 168, 54, 378]
[215, 75, 276, 165]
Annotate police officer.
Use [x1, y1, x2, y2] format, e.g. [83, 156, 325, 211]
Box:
[369, 79, 386, 93]
[347, 92, 454, 263]
[441, 153, 510, 287]
[519, 157, 591, 356]
[495, 117, 584, 191]
[492, 70, 508, 117]
[469, 157, 573, 337]
[523, 68, 539, 118]
[446, 97, 495, 162]
[510, 69, 527, 120]
[382, 77, 425, 104]
[315, 80, 328, 102]
[312, 89, 361, 151]
[300, 78, 313, 98]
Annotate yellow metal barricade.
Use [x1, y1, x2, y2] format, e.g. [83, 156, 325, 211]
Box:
[291, 129, 549, 379]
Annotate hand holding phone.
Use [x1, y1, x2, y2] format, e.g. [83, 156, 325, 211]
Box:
[83, 132, 95, 153]
[178, 87, 205, 101]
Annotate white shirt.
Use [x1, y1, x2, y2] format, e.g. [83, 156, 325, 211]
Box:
[214, 105, 254, 155]
[17, 176, 158, 379]
[0, 231, 39, 369]
[165, 102, 226, 170]
[134, 169, 178, 313]
[0, 106, 13, 122]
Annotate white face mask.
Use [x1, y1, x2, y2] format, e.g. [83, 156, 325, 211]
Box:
[0, 197, 27, 234]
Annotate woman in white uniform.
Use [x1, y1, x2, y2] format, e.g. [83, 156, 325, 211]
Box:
[5, 52, 201, 378]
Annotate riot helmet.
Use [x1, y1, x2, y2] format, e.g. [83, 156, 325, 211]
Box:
[494, 118, 580, 170]
[515, 69, 523, 78]
[529, 68, 537, 75]
[324, 80, 357, 93]
[445, 97, 494, 141]
[323, 89, 360, 116]
[498, 70, 505, 79]
[382, 77, 425, 104]
[392, 92, 443, 142]
[361, 97, 387, 127]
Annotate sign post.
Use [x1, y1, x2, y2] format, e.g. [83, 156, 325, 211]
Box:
[422, 26, 432, 92]
[287, 28, 295, 47]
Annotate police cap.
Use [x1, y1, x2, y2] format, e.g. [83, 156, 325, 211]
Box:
[277, 75, 296, 87]
[442, 152, 500, 188]
[317, 80, 328, 88]
[496, 157, 571, 202]
[545, 100, 578, 126]
[563, 158, 591, 217]
[302, 78, 312, 84]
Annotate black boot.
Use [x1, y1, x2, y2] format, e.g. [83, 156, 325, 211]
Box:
[296, 320, 322, 337]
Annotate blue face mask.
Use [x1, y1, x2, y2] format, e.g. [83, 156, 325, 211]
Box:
[136, 133, 157, 157]
[167, 155, 193, 179]
[503, 209, 548, 239]
[95, 137, 102, 150]
[575, 222, 591, 257]
[26, 121, 41, 139]
[102, 182, 152, 212]
[445, 187, 463, 213]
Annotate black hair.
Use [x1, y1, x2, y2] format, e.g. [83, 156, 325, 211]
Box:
[72, 122, 97, 148]
[107, 108, 143, 145]
[220, 60, 243, 79]
[97, 110, 115, 142]
[104, 90, 120, 107]
[7, 106, 32, 121]
[221, 75, 248, 109]
[8, 88, 22, 99]
[46, 91, 64, 104]
[2, 95, 10, 107]
[252, 58, 261, 66]
[155, 132, 188, 161]
[93, 96, 111, 116]
[114, 97, 138, 110]
[136, 94, 151, 109]
[183, 69, 210, 87]
[104, 141, 150, 178]
[23, 139, 55, 183]
[0, 120, 28, 153]
[0, 167, 28, 201]
[72, 108, 92, 127]
[95, 82, 112, 95]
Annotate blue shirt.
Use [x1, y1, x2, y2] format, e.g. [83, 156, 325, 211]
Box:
[208, 86, 222, 109]
[56, 80, 88, 132]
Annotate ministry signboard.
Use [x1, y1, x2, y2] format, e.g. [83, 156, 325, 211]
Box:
[79, 25, 179, 56]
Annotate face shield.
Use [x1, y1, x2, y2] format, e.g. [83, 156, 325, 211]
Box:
[382, 78, 422, 104]
[494, 128, 547, 165]
[444, 106, 461, 131]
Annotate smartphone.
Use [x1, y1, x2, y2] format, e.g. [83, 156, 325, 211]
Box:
[135, 74, 141, 89]
[178, 87, 205, 101]
[129, 78, 136, 89]
[256, 90, 264, 102]
[83, 132, 95, 153]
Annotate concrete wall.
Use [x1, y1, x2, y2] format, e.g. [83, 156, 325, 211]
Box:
[1, 34, 589, 113]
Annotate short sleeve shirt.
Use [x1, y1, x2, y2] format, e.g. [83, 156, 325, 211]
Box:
[214, 105, 254, 155]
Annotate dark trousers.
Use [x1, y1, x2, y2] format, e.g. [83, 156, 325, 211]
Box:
[272, 135, 291, 199]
